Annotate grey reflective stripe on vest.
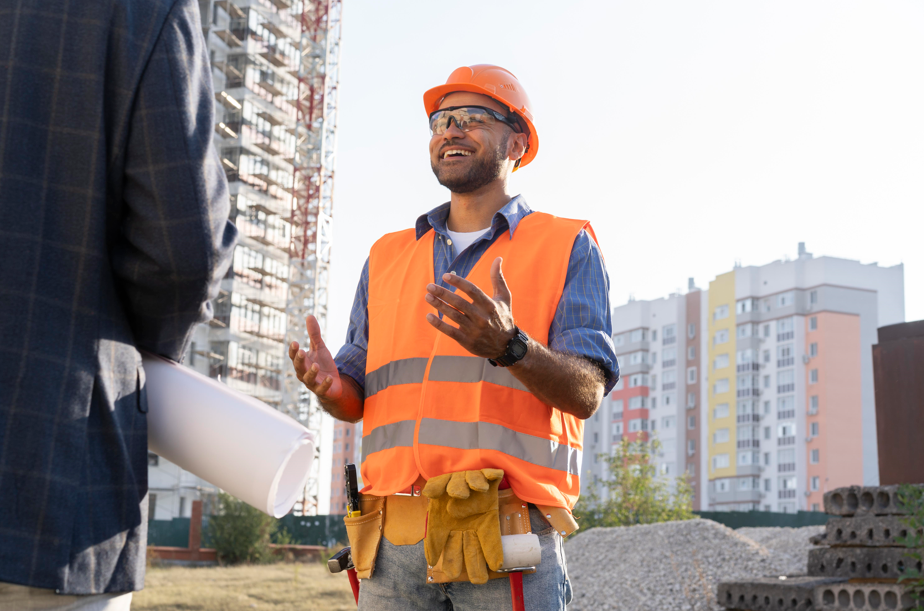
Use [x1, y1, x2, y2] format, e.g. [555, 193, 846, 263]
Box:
[365, 356, 528, 397]
[418, 418, 582, 475]
[428, 356, 529, 392]
[365, 358, 429, 397]
[361, 419, 416, 461]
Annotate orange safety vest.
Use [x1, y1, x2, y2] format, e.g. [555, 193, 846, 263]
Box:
[361, 212, 598, 510]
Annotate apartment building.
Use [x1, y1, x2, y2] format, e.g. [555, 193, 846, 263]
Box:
[149, 0, 304, 518]
[583, 281, 709, 508]
[705, 245, 903, 512]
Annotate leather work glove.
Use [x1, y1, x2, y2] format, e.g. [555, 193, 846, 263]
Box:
[422, 469, 505, 585]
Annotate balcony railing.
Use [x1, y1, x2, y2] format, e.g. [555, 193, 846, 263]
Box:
[662, 382, 676, 391]
[737, 439, 760, 449]
[777, 357, 794, 368]
[737, 413, 760, 424]
[778, 436, 796, 446]
[737, 362, 760, 373]
[737, 388, 760, 398]
[779, 462, 796, 472]
[778, 489, 797, 499]
[662, 359, 676, 369]
[663, 336, 676, 345]
[777, 332, 794, 342]
[777, 384, 795, 394]
[777, 410, 795, 420]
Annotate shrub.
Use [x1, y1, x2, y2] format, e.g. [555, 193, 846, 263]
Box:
[897, 484, 924, 610]
[207, 492, 278, 564]
[574, 436, 696, 529]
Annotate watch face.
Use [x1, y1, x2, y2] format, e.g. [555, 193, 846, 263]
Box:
[510, 337, 528, 359]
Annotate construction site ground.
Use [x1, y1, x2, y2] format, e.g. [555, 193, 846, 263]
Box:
[132, 563, 356, 611]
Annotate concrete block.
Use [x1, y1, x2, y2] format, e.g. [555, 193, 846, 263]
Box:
[717, 576, 846, 611]
[821, 516, 923, 548]
[814, 582, 914, 611]
[824, 485, 923, 517]
[808, 547, 923, 580]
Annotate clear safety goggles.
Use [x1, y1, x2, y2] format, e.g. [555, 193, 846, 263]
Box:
[428, 105, 520, 137]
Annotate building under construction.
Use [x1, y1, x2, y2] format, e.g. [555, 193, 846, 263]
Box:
[148, 0, 341, 521]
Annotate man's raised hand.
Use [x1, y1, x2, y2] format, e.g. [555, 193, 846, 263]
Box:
[424, 257, 517, 359]
[288, 315, 343, 400]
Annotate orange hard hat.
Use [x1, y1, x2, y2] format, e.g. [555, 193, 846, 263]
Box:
[423, 64, 538, 170]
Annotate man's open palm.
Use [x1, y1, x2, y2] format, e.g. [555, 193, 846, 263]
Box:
[288, 315, 343, 400]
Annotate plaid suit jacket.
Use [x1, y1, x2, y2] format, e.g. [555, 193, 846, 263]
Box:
[0, 0, 236, 594]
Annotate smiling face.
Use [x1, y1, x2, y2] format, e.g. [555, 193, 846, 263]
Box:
[429, 92, 526, 194]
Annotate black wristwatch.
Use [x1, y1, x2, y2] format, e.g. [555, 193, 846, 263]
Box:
[489, 326, 530, 367]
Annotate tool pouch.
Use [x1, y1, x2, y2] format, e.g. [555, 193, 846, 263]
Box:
[343, 495, 385, 579]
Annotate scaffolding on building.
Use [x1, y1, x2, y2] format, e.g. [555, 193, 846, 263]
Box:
[199, 0, 341, 515]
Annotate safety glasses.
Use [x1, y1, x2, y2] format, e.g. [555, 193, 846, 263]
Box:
[428, 105, 519, 137]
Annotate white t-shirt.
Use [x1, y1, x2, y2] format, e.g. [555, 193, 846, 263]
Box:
[446, 228, 489, 259]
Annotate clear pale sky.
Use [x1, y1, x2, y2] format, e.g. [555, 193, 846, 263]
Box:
[317, 0, 924, 512]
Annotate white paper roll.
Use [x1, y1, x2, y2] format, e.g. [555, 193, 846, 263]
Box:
[143, 352, 315, 518]
[500, 534, 542, 569]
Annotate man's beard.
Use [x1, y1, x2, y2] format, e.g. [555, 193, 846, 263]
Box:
[431, 137, 508, 194]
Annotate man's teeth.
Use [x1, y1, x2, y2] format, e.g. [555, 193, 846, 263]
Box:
[443, 149, 472, 159]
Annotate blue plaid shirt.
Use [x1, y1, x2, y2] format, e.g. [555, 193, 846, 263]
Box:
[334, 196, 619, 395]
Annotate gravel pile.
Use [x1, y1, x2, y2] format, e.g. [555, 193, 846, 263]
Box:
[564, 520, 824, 611]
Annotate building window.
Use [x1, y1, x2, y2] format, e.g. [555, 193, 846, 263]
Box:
[687, 392, 696, 408]
[612, 398, 624, 411]
[688, 346, 695, 360]
[178, 497, 186, 518]
[809, 316, 818, 331]
[777, 292, 794, 307]
[714, 305, 729, 321]
[628, 418, 647, 432]
[778, 422, 796, 438]
[629, 329, 647, 342]
[613, 378, 624, 391]
[764, 400, 771, 415]
[614, 333, 626, 346]
[809, 342, 818, 357]
[651, 351, 658, 364]
[810, 290, 818, 305]
[651, 397, 658, 409]
[713, 428, 730, 444]
[713, 403, 729, 419]
[687, 462, 695, 475]
[714, 378, 729, 395]
[663, 324, 676, 341]
[763, 349, 771, 364]
[612, 422, 623, 436]
[764, 478, 771, 491]
[736, 298, 754, 314]
[629, 396, 647, 409]
[714, 329, 729, 345]
[810, 369, 819, 384]
[651, 330, 658, 341]
[687, 367, 697, 384]
[811, 476, 820, 491]
[811, 449, 820, 464]
[762, 324, 770, 338]
[763, 426, 771, 440]
[663, 394, 673, 407]
[737, 323, 753, 339]
[809, 395, 819, 414]
[629, 374, 648, 387]
[688, 323, 696, 338]
[148, 452, 159, 467]
[688, 415, 696, 429]
[812, 503, 820, 511]
[763, 375, 770, 389]
[810, 422, 819, 437]
[764, 452, 771, 466]
[713, 454, 730, 470]
[714, 354, 729, 370]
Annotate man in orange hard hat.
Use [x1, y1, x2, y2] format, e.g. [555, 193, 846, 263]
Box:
[289, 65, 618, 609]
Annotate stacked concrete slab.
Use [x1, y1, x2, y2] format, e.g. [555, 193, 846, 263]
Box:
[718, 485, 922, 611]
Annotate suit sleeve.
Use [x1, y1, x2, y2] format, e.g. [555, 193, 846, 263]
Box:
[112, 0, 237, 361]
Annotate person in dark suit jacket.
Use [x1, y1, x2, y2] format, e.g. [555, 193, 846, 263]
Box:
[0, 0, 237, 606]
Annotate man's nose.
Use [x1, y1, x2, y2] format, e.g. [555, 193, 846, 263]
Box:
[442, 117, 465, 139]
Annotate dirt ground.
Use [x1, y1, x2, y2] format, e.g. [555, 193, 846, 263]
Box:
[132, 563, 357, 611]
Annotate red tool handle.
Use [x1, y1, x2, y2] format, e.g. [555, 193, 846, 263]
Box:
[510, 572, 525, 611]
[347, 568, 360, 606]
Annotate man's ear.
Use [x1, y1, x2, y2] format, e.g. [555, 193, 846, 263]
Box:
[508, 132, 529, 162]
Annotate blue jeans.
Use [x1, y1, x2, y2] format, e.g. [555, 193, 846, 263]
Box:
[358, 506, 573, 610]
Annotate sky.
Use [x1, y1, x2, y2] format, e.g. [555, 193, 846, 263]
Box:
[316, 0, 924, 512]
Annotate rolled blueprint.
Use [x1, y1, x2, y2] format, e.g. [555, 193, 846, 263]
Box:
[143, 352, 315, 518]
[500, 534, 542, 569]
